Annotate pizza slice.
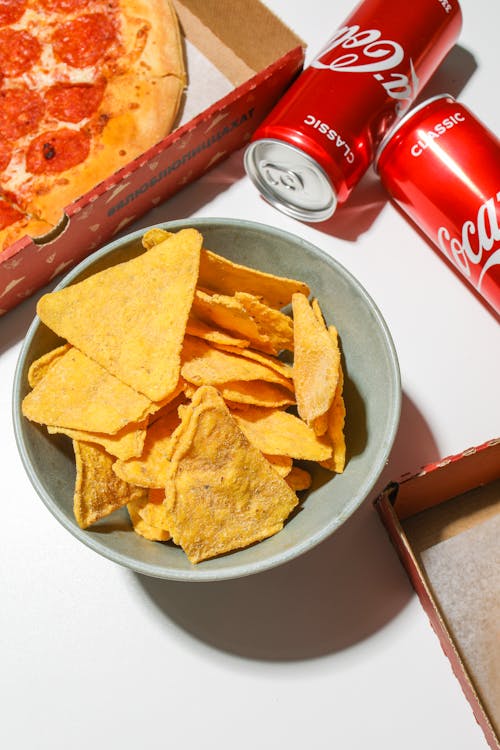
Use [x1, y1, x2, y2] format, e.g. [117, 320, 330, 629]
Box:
[0, 0, 186, 248]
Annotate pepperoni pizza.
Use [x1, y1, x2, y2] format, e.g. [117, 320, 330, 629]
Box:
[0, 0, 185, 250]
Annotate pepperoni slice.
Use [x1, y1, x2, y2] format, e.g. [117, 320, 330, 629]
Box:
[0, 197, 23, 230]
[52, 13, 117, 68]
[26, 128, 91, 174]
[0, 0, 27, 26]
[45, 79, 106, 123]
[0, 28, 41, 77]
[0, 87, 45, 140]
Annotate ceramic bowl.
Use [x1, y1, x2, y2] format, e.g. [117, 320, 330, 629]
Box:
[13, 218, 401, 581]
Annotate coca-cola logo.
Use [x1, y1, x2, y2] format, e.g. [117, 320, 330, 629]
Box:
[311, 25, 419, 107]
[437, 193, 500, 291]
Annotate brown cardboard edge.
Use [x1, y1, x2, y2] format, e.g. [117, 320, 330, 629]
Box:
[375, 439, 500, 750]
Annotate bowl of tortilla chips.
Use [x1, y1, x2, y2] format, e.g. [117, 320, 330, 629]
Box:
[13, 218, 401, 581]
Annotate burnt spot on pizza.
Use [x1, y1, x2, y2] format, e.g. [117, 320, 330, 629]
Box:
[43, 142, 56, 160]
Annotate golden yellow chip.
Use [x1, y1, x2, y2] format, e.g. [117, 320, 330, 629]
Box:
[73, 440, 148, 529]
[113, 407, 182, 488]
[199, 247, 310, 309]
[292, 293, 340, 430]
[214, 344, 293, 380]
[127, 492, 171, 542]
[191, 289, 273, 351]
[231, 406, 332, 461]
[27, 343, 71, 388]
[47, 420, 148, 461]
[22, 347, 151, 434]
[141, 227, 171, 249]
[286, 466, 312, 492]
[181, 335, 294, 391]
[185, 380, 295, 408]
[161, 385, 298, 563]
[262, 454, 293, 477]
[141, 227, 310, 308]
[235, 292, 294, 352]
[137, 488, 172, 534]
[186, 315, 249, 348]
[320, 343, 347, 473]
[36, 229, 202, 401]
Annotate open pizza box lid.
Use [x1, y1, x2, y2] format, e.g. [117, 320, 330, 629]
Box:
[375, 438, 500, 750]
[0, 0, 304, 314]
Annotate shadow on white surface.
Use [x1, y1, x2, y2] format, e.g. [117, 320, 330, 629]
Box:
[134, 392, 439, 661]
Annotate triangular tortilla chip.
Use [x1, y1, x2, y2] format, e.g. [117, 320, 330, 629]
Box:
[27, 343, 71, 387]
[161, 386, 298, 563]
[235, 292, 294, 352]
[73, 441, 148, 529]
[113, 407, 182, 487]
[292, 293, 340, 428]
[141, 227, 310, 308]
[22, 347, 151, 434]
[181, 335, 294, 391]
[36, 228, 202, 401]
[47, 419, 148, 461]
[231, 405, 332, 461]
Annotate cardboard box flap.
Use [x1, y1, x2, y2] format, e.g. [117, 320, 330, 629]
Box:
[392, 439, 500, 520]
[174, 0, 304, 80]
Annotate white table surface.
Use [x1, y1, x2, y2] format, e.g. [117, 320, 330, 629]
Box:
[2, 1, 499, 748]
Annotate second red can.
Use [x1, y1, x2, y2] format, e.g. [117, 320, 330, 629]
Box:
[244, 0, 462, 222]
[376, 94, 500, 316]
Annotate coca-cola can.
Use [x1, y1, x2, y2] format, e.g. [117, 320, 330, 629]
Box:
[376, 94, 500, 316]
[244, 0, 462, 222]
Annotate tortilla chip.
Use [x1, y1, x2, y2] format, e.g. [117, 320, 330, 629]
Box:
[320, 351, 347, 473]
[263, 454, 293, 477]
[113, 406, 182, 487]
[214, 344, 293, 380]
[128, 491, 171, 542]
[27, 343, 71, 387]
[161, 385, 298, 563]
[191, 289, 276, 352]
[181, 335, 294, 391]
[47, 419, 147, 461]
[292, 293, 340, 429]
[22, 347, 151, 434]
[141, 227, 171, 249]
[186, 315, 249, 348]
[36, 229, 202, 401]
[183, 380, 295, 408]
[73, 441, 147, 529]
[286, 466, 312, 492]
[231, 406, 332, 461]
[235, 292, 294, 352]
[199, 248, 310, 309]
[137, 488, 172, 534]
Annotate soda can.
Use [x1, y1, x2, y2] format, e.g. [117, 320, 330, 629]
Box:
[244, 0, 462, 222]
[376, 94, 500, 316]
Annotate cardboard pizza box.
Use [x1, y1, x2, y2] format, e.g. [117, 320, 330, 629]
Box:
[0, 0, 304, 315]
[375, 439, 500, 750]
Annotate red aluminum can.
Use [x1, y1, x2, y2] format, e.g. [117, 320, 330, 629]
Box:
[376, 95, 500, 316]
[244, 0, 462, 222]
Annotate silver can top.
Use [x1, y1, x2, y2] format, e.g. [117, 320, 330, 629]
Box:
[244, 139, 337, 222]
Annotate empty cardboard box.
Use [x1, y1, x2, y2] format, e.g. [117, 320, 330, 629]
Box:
[376, 438, 500, 750]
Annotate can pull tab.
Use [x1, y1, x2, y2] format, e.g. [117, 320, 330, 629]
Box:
[261, 162, 304, 192]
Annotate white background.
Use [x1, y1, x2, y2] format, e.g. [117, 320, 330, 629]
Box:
[1, 1, 499, 748]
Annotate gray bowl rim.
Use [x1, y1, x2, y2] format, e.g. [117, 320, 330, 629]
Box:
[12, 217, 401, 581]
